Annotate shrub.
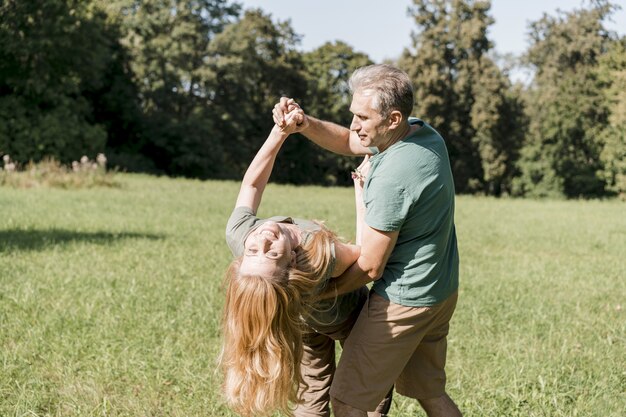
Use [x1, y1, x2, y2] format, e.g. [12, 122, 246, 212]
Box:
[0, 154, 120, 189]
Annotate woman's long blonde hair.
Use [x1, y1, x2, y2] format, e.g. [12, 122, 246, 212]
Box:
[219, 224, 336, 417]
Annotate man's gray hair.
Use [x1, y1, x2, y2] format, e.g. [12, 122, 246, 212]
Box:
[349, 64, 414, 119]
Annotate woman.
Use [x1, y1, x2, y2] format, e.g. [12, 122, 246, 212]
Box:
[220, 110, 389, 417]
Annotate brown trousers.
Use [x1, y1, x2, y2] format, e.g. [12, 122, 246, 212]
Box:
[295, 289, 392, 417]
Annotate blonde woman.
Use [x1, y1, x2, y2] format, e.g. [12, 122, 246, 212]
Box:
[220, 109, 391, 417]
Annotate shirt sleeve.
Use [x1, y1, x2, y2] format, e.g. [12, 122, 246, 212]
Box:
[225, 206, 259, 257]
[327, 241, 336, 280]
[364, 177, 411, 232]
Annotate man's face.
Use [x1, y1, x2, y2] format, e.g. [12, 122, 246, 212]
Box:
[349, 90, 389, 149]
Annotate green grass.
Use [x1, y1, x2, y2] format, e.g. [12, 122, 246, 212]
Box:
[1, 174, 624, 416]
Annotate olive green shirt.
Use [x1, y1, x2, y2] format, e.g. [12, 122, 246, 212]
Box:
[365, 118, 459, 307]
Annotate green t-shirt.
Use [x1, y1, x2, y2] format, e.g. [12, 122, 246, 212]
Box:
[225, 206, 365, 331]
[365, 118, 459, 307]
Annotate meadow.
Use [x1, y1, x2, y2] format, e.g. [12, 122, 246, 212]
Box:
[1, 174, 624, 417]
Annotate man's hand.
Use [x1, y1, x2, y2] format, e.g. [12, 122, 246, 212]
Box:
[276, 108, 304, 135]
[273, 97, 309, 132]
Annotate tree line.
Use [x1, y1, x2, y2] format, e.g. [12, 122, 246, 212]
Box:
[0, 0, 624, 198]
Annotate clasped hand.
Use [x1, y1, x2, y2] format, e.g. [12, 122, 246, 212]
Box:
[273, 97, 308, 133]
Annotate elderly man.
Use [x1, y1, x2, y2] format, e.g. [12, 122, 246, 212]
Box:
[274, 64, 462, 417]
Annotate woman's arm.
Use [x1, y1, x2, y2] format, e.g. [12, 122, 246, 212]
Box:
[352, 155, 370, 245]
[330, 242, 360, 278]
[234, 111, 302, 214]
[329, 155, 371, 278]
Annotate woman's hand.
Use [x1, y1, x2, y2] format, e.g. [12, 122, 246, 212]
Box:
[353, 155, 370, 245]
[273, 97, 309, 133]
[276, 107, 305, 135]
[352, 155, 371, 189]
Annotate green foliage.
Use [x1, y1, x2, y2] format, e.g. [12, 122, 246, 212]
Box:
[208, 9, 308, 179]
[1, 176, 624, 416]
[470, 59, 527, 195]
[302, 41, 372, 122]
[0, 0, 112, 162]
[275, 41, 373, 186]
[399, 0, 525, 196]
[514, 2, 619, 198]
[0, 0, 624, 197]
[596, 38, 626, 197]
[94, 0, 241, 178]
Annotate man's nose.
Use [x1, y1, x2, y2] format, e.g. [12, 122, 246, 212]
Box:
[350, 116, 360, 132]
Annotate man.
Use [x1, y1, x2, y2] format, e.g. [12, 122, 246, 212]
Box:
[273, 64, 461, 417]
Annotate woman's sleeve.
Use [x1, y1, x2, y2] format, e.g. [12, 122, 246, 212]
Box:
[225, 206, 259, 257]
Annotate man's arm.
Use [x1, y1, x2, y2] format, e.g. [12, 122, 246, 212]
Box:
[302, 116, 372, 156]
[320, 225, 399, 298]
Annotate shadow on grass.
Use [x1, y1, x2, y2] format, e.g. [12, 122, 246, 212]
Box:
[0, 228, 164, 252]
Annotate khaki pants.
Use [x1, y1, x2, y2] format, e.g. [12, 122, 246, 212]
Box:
[331, 291, 459, 411]
[295, 290, 392, 417]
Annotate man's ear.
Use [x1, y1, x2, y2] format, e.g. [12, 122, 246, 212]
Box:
[290, 250, 297, 267]
[387, 110, 403, 129]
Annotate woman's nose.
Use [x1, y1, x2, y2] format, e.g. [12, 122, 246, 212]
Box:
[256, 234, 271, 252]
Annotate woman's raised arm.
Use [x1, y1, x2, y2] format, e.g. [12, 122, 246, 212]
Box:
[234, 110, 303, 213]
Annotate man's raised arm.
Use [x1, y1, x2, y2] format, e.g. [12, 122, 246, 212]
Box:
[272, 97, 371, 156]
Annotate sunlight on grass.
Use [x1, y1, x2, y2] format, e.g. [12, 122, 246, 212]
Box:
[1, 175, 624, 416]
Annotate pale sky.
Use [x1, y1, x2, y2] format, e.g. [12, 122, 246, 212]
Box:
[237, 0, 626, 62]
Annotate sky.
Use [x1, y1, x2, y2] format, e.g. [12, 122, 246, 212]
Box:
[236, 0, 626, 62]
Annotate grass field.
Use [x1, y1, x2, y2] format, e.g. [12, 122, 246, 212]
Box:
[1, 174, 624, 416]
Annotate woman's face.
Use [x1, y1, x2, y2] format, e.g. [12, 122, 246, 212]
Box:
[239, 221, 295, 277]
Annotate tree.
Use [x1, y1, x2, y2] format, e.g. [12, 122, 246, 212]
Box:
[514, 1, 618, 198]
[470, 57, 527, 195]
[302, 41, 371, 124]
[399, 0, 524, 195]
[291, 41, 373, 186]
[0, 0, 115, 163]
[208, 9, 308, 180]
[596, 37, 626, 198]
[95, 0, 241, 177]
